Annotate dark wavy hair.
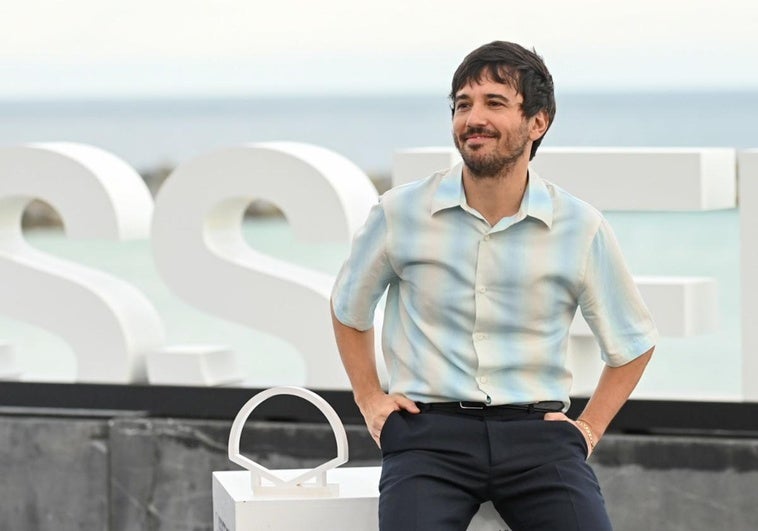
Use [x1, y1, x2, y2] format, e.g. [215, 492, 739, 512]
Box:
[450, 41, 556, 160]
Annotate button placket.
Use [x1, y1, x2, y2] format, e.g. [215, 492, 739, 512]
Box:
[473, 230, 494, 396]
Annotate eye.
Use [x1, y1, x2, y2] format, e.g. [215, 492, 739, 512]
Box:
[455, 102, 471, 112]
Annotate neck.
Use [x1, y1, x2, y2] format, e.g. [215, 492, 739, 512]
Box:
[462, 158, 529, 226]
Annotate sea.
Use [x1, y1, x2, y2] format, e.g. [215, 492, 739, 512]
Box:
[0, 91, 754, 400]
[1, 91, 756, 175]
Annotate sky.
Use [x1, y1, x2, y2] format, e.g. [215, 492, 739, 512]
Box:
[1, 0, 757, 98]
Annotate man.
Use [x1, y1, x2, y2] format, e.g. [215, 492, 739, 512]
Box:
[331, 41, 657, 531]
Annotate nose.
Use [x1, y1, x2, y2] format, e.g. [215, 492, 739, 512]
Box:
[465, 102, 488, 128]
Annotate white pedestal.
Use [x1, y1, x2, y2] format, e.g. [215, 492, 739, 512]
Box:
[147, 345, 242, 386]
[213, 467, 506, 531]
[213, 468, 378, 531]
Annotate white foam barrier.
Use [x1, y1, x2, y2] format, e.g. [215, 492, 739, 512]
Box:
[739, 149, 758, 401]
[531, 148, 736, 211]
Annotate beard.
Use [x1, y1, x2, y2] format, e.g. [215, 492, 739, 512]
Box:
[453, 124, 530, 179]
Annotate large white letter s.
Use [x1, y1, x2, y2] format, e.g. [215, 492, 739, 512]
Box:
[151, 142, 378, 388]
[0, 143, 165, 382]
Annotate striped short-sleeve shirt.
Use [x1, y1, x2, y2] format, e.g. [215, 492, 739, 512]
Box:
[331, 163, 657, 408]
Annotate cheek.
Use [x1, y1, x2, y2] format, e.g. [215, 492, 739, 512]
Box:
[452, 114, 468, 134]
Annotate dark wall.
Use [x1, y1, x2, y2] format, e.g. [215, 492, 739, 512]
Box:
[1, 413, 756, 530]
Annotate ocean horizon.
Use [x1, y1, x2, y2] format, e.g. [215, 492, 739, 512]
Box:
[1, 90, 756, 175]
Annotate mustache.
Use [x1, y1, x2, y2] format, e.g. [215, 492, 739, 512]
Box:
[461, 127, 500, 140]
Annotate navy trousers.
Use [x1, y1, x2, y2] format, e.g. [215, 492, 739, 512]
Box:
[378, 406, 612, 531]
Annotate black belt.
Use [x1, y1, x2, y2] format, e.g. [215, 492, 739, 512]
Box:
[422, 401, 564, 413]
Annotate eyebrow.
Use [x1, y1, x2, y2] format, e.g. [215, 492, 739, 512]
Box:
[454, 93, 512, 103]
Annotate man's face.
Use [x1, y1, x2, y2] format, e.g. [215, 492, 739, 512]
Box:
[452, 75, 535, 178]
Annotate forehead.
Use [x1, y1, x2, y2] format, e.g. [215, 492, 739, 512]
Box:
[454, 74, 522, 101]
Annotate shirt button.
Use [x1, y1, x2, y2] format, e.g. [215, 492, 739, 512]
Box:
[479, 376, 489, 384]
[477, 286, 486, 293]
[475, 333, 486, 341]
[483, 234, 490, 241]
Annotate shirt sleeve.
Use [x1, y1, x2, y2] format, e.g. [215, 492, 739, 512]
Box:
[577, 218, 658, 366]
[331, 201, 398, 331]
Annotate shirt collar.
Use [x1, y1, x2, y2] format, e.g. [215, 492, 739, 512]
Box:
[430, 163, 465, 214]
[431, 163, 554, 229]
[524, 169, 554, 229]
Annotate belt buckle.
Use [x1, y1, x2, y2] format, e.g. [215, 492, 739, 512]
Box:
[532, 401, 563, 412]
[459, 401, 485, 410]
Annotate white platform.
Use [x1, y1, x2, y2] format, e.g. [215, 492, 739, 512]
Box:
[213, 467, 505, 530]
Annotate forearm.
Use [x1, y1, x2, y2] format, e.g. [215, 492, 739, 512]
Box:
[331, 302, 419, 445]
[578, 347, 654, 440]
[330, 303, 383, 405]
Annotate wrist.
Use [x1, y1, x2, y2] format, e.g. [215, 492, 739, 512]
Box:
[575, 418, 599, 450]
[354, 388, 385, 410]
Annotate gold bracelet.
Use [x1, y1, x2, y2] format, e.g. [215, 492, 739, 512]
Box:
[575, 419, 597, 449]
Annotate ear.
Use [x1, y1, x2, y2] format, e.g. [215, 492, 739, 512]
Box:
[529, 110, 550, 141]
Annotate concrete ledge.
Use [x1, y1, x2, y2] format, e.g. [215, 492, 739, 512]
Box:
[0, 415, 109, 530]
[108, 417, 381, 531]
[0, 413, 756, 530]
[594, 435, 758, 530]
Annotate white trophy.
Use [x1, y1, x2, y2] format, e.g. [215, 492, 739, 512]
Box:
[212, 386, 381, 530]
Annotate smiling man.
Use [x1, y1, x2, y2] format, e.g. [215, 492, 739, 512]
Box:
[331, 41, 657, 531]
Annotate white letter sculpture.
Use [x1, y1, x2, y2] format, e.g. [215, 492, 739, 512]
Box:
[739, 149, 758, 401]
[151, 142, 378, 389]
[0, 143, 166, 382]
